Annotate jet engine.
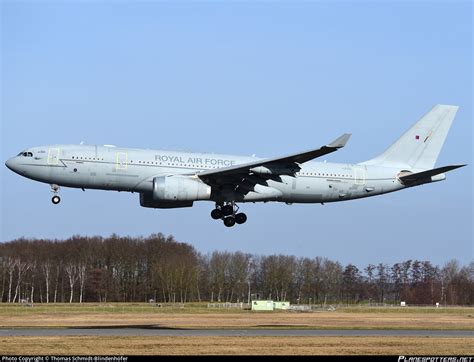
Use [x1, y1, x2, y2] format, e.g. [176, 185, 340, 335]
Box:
[153, 175, 211, 201]
[139, 175, 211, 209]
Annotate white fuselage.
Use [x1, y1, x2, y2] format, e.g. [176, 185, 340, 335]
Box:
[5, 144, 409, 205]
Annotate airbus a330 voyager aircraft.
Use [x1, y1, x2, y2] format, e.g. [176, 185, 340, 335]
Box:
[5, 105, 466, 227]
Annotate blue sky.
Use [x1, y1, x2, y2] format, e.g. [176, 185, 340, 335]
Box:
[1, 1, 472, 268]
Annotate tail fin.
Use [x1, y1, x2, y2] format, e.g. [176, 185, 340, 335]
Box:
[362, 104, 459, 170]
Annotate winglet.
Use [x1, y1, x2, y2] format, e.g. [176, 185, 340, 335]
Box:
[327, 133, 351, 148]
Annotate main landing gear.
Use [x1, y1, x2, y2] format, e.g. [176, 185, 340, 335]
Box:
[51, 184, 61, 205]
[211, 202, 247, 227]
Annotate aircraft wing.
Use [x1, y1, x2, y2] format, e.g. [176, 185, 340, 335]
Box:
[197, 133, 351, 186]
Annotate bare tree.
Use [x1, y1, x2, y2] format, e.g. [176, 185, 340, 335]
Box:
[1, 236, 472, 306]
[78, 264, 87, 303]
[5, 257, 16, 303]
[442, 259, 460, 305]
[12, 259, 31, 303]
[65, 263, 78, 303]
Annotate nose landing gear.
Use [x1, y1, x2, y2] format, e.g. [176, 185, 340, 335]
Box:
[210, 202, 247, 227]
[51, 184, 61, 205]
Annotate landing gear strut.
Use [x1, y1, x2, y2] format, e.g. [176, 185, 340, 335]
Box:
[51, 184, 61, 205]
[210, 202, 247, 227]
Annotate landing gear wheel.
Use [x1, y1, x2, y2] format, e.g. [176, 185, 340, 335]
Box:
[223, 217, 236, 227]
[221, 204, 234, 216]
[52, 195, 61, 205]
[211, 208, 223, 220]
[235, 213, 247, 224]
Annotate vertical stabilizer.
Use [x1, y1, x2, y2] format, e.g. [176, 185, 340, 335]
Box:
[362, 105, 458, 170]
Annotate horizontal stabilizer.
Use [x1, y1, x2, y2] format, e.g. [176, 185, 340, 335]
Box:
[399, 164, 466, 185]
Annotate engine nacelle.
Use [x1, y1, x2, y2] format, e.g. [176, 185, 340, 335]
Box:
[140, 192, 193, 209]
[153, 175, 211, 202]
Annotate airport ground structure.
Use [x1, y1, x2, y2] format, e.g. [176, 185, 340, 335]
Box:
[0, 234, 472, 306]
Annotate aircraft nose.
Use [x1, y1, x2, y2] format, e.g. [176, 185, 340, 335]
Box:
[5, 157, 17, 172]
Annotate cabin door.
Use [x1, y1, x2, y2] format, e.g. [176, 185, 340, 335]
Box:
[354, 166, 366, 186]
[47, 148, 60, 165]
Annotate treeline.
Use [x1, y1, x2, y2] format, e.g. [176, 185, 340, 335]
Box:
[0, 235, 472, 305]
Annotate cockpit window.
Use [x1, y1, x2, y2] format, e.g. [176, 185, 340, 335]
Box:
[18, 152, 33, 157]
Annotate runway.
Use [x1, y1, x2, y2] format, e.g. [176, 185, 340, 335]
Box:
[1, 328, 472, 337]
